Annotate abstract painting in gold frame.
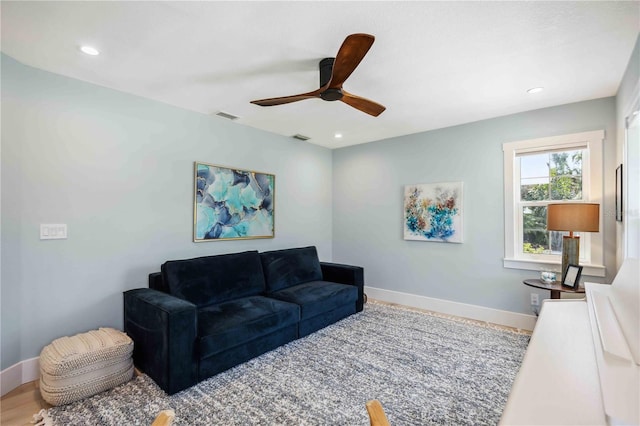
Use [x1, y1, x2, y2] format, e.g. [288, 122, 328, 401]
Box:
[194, 162, 275, 241]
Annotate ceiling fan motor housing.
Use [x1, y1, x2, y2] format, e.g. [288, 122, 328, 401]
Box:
[319, 58, 343, 101]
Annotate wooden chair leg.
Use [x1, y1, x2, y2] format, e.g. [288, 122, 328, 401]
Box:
[151, 409, 175, 426]
[366, 399, 390, 426]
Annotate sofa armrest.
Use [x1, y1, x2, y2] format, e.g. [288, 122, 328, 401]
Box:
[320, 262, 365, 312]
[124, 288, 197, 394]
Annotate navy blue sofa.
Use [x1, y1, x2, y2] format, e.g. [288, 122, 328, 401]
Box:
[123, 246, 364, 394]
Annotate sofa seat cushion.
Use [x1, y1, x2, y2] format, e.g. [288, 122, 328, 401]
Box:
[269, 281, 357, 320]
[197, 296, 299, 359]
[260, 246, 323, 292]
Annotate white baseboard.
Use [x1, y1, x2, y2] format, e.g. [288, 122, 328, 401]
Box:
[365, 286, 537, 331]
[1, 357, 39, 397]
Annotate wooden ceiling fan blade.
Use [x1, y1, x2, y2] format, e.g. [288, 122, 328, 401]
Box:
[329, 33, 375, 89]
[341, 91, 386, 117]
[251, 88, 323, 106]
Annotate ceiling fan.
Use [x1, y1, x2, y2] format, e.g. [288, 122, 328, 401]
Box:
[250, 33, 385, 117]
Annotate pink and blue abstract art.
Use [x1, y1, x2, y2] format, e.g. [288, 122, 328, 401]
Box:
[404, 182, 463, 243]
[194, 162, 275, 241]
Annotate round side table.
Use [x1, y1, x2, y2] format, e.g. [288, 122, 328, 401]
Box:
[523, 278, 585, 299]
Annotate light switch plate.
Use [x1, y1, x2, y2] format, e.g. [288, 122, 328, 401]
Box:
[40, 224, 67, 240]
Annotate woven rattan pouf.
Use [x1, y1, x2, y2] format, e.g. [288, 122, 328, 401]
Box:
[39, 327, 134, 406]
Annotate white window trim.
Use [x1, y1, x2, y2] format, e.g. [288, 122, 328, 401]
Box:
[503, 130, 605, 277]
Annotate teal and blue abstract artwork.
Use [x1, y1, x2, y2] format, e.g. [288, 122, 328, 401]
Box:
[194, 162, 275, 241]
[404, 182, 463, 243]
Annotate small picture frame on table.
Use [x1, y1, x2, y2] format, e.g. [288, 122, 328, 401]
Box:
[562, 264, 583, 289]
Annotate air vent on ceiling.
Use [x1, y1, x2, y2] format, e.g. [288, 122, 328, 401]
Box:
[292, 134, 311, 141]
[215, 111, 239, 121]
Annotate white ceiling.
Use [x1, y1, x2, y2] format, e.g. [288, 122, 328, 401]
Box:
[1, 1, 638, 149]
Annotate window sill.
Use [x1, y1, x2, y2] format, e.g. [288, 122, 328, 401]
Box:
[503, 258, 606, 278]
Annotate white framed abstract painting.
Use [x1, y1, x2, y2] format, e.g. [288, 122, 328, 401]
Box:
[403, 182, 463, 243]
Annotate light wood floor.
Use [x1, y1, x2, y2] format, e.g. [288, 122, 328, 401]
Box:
[0, 300, 530, 425]
[1, 380, 50, 426]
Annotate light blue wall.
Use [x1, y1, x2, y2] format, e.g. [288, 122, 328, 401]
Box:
[0, 55, 333, 369]
[332, 98, 617, 314]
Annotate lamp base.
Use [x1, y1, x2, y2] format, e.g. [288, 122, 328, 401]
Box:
[561, 236, 580, 283]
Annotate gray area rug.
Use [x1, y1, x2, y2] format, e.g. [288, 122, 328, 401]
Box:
[36, 303, 530, 425]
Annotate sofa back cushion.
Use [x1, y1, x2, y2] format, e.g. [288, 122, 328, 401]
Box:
[161, 250, 266, 307]
[260, 246, 322, 292]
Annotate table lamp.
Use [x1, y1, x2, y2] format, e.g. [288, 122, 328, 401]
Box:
[547, 203, 599, 283]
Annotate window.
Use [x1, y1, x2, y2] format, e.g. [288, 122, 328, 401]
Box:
[503, 130, 605, 277]
[520, 149, 585, 259]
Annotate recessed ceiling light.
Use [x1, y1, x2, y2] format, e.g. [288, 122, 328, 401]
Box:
[334, 133, 343, 139]
[527, 87, 544, 94]
[80, 46, 100, 56]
